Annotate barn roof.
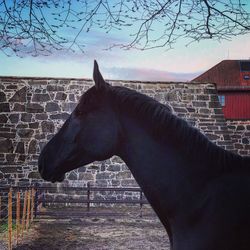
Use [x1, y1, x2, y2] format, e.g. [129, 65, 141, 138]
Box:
[192, 60, 250, 90]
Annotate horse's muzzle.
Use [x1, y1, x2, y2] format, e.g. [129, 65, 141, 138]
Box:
[38, 150, 65, 183]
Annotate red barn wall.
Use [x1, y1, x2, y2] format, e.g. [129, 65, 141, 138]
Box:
[222, 92, 250, 119]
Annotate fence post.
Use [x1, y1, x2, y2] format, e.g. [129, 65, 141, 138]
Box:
[0, 195, 1, 224]
[31, 188, 35, 223]
[16, 191, 20, 245]
[139, 190, 143, 218]
[34, 186, 38, 219]
[87, 183, 90, 213]
[21, 190, 28, 238]
[26, 189, 31, 230]
[8, 188, 12, 250]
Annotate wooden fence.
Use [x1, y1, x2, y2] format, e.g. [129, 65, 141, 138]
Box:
[0, 187, 35, 250]
[0, 184, 150, 249]
[36, 183, 149, 218]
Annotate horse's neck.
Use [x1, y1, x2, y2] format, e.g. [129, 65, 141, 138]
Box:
[117, 116, 218, 218]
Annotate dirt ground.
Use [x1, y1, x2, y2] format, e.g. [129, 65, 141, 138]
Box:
[1, 207, 170, 250]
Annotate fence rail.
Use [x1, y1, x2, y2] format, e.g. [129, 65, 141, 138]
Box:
[35, 183, 149, 218]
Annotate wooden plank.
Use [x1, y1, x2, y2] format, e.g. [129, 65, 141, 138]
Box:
[8, 188, 12, 250]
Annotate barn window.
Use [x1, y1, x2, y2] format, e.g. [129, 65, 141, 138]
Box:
[218, 95, 225, 107]
[240, 61, 250, 71]
[243, 75, 250, 80]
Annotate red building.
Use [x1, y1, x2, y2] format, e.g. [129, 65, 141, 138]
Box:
[192, 60, 250, 119]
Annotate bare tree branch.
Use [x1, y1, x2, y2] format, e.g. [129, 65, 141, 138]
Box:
[0, 0, 249, 57]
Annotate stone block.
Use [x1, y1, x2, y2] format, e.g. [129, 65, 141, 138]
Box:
[35, 114, 48, 120]
[17, 129, 34, 138]
[1, 166, 18, 173]
[29, 122, 39, 129]
[55, 92, 67, 101]
[0, 114, 8, 123]
[17, 124, 28, 128]
[41, 121, 55, 133]
[21, 113, 32, 122]
[26, 103, 44, 113]
[35, 133, 44, 141]
[45, 102, 60, 112]
[47, 85, 64, 91]
[242, 138, 249, 144]
[69, 94, 75, 102]
[78, 166, 86, 172]
[0, 132, 15, 138]
[9, 87, 26, 102]
[101, 164, 106, 171]
[0, 91, 6, 102]
[13, 103, 25, 112]
[107, 164, 121, 172]
[192, 101, 207, 108]
[78, 172, 94, 180]
[28, 139, 37, 154]
[9, 114, 19, 123]
[111, 180, 120, 186]
[68, 171, 78, 180]
[173, 107, 187, 114]
[121, 179, 138, 187]
[204, 88, 218, 95]
[95, 179, 108, 187]
[0, 103, 10, 112]
[196, 95, 209, 101]
[15, 142, 25, 154]
[30, 79, 47, 85]
[6, 154, 16, 162]
[0, 139, 13, 153]
[32, 93, 50, 102]
[28, 172, 41, 179]
[96, 172, 111, 180]
[88, 165, 100, 170]
[50, 113, 70, 120]
[111, 156, 124, 164]
[205, 133, 220, 141]
[116, 171, 131, 179]
[18, 154, 26, 162]
[236, 125, 245, 131]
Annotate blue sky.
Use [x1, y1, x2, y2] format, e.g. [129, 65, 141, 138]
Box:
[0, 1, 250, 81]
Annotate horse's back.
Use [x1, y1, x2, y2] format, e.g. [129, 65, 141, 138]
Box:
[175, 169, 250, 250]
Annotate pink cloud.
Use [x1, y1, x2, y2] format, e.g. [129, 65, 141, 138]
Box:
[104, 67, 202, 82]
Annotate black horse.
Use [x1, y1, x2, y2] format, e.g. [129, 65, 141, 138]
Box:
[39, 61, 250, 250]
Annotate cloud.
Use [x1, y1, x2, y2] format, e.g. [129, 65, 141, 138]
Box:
[104, 67, 202, 82]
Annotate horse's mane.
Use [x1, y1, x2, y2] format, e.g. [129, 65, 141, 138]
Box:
[109, 85, 247, 172]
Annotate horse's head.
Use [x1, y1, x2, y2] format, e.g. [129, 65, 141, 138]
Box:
[38, 61, 121, 182]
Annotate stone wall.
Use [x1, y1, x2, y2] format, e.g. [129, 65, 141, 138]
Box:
[0, 76, 236, 189]
[226, 120, 250, 156]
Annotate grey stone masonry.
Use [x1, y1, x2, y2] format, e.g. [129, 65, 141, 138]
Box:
[0, 76, 243, 190]
[226, 120, 250, 156]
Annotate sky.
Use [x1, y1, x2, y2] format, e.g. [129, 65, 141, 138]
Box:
[0, 1, 250, 82]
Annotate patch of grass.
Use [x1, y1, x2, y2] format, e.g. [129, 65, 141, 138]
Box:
[0, 222, 16, 233]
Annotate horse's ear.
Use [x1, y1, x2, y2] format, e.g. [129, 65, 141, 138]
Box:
[93, 60, 107, 90]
